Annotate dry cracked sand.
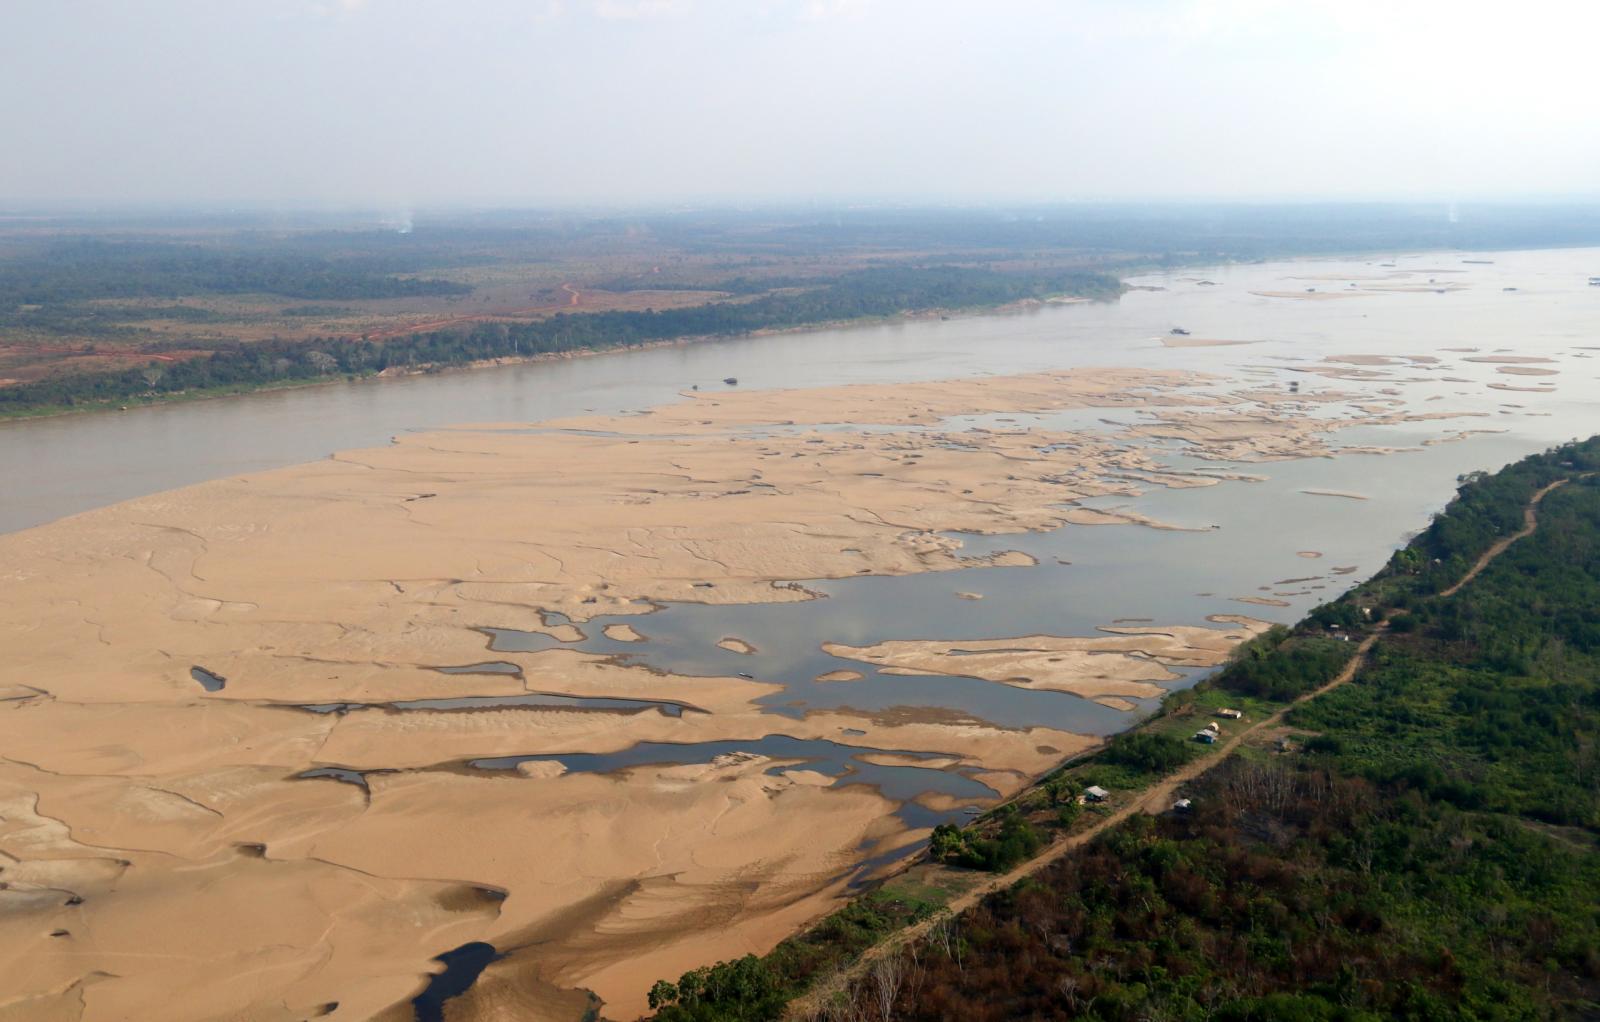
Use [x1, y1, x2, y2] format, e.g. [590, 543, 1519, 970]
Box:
[0, 365, 1470, 1021]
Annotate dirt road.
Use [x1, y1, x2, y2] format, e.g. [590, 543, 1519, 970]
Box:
[1439, 477, 1570, 597]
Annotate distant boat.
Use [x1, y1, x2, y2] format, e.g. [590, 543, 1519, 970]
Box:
[723, 377, 739, 385]
[1169, 327, 1190, 336]
[1589, 277, 1600, 287]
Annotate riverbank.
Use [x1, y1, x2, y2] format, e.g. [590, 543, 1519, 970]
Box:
[640, 437, 1600, 1022]
[0, 298, 1098, 424]
[0, 266, 1122, 421]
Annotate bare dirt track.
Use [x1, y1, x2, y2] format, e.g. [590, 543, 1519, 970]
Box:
[1439, 477, 1572, 597]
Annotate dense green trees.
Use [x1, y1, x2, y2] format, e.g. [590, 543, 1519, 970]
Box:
[0, 239, 468, 313]
[1099, 730, 1197, 773]
[928, 808, 1044, 872]
[1214, 631, 1353, 701]
[648, 956, 784, 1021]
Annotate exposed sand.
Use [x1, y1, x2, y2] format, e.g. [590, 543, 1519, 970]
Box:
[1324, 354, 1436, 367]
[0, 364, 1445, 1020]
[1489, 382, 1557, 393]
[1160, 337, 1258, 348]
[822, 618, 1272, 703]
[1250, 290, 1369, 300]
[1120, 407, 1476, 463]
[1463, 355, 1556, 364]
[815, 670, 865, 683]
[854, 753, 963, 770]
[1497, 366, 1560, 376]
[717, 637, 758, 655]
[1300, 488, 1370, 500]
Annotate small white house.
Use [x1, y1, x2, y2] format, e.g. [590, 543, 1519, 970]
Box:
[1194, 730, 1217, 744]
[1218, 708, 1244, 720]
[1084, 785, 1109, 802]
[1172, 798, 1192, 812]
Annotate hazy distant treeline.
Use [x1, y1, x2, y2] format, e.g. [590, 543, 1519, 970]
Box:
[0, 239, 468, 333]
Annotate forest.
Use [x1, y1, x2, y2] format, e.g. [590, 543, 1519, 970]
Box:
[642, 438, 1600, 1021]
[0, 239, 469, 322]
[0, 265, 1118, 415]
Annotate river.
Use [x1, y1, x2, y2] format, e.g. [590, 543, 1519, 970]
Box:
[5, 245, 1597, 1021]
[7, 246, 1594, 537]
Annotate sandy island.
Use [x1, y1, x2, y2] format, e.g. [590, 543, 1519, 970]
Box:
[822, 617, 1272, 703]
[1301, 488, 1370, 500]
[815, 669, 865, 683]
[0, 365, 1466, 1021]
[1160, 337, 1259, 348]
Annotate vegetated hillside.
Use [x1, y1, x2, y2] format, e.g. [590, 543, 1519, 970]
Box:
[0, 265, 1117, 415]
[640, 438, 1600, 1022]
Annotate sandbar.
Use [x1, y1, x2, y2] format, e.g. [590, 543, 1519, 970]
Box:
[815, 670, 865, 683]
[0, 363, 1446, 1019]
[1300, 488, 1369, 500]
[1161, 337, 1258, 348]
[822, 618, 1271, 703]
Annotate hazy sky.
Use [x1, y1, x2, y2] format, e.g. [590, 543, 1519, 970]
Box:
[3, 0, 1596, 206]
